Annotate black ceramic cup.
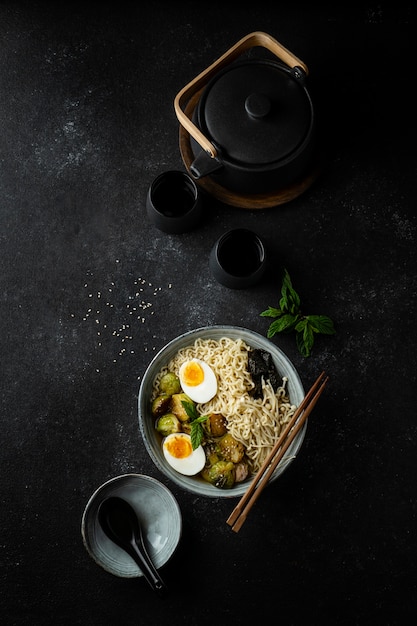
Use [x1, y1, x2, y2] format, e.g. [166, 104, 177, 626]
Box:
[146, 170, 203, 234]
[209, 228, 267, 289]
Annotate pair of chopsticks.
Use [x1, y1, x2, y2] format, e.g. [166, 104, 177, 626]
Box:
[226, 370, 329, 533]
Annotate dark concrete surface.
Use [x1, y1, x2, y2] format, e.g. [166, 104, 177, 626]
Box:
[1, 2, 416, 624]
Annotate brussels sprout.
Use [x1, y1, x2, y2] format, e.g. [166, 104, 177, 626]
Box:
[155, 413, 181, 437]
[202, 460, 235, 489]
[203, 441, 222, 466]
[216, 433, 245, 464]
[151, 394, 171, 418]
[203, 413, 228, 438]
[170, 393, 194, 422]
[159, 372, 181, 396]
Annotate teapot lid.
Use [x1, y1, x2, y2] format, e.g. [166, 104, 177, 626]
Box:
[196, 60, 313, 166]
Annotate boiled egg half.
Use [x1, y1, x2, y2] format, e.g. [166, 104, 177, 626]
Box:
[178, 358, 217, 403]
[162, 433, 206, 476]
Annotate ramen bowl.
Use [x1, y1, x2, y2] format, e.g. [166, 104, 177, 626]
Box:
[138, 326, 305, 498]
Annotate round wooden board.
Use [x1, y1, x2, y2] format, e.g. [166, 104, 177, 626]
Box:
[178, 91, 320, 210]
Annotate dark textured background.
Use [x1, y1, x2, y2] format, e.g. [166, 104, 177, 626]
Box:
[1, 2, 416, 624]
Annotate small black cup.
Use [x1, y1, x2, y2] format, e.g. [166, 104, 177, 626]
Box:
[209, 228, 267, 289]
[146, 170, 203, 234]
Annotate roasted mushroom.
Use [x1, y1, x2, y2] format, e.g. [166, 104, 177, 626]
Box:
[234, 458, 250, 483]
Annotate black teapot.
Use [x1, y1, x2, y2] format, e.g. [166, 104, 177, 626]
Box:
[175, 32, 316, 200]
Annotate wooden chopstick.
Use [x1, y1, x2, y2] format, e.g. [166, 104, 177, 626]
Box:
[226, 371, 328, 533]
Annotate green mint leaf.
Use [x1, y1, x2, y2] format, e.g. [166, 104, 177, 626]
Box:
[279, 295, 289, 312]
[261, 269, 335, 357]
[184, 408, 208, 449]
[303, 322, 315, 352]
[260, 306, 282, 318]
[194, 414, 209, 425]
[267, 314, 298, 337]
[281, 269, 301, 314]
[296, 323, 314, 357]
[181, 400, 199, 421]
[190, 421, 204, 449]
[282, 268, 293, 293]
[295, 317, 307, 332]
[296, 331, 309, 357]
[306, 315, 336, 335]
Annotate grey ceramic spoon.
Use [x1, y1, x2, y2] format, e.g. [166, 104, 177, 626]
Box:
[98, 496, 167, 595]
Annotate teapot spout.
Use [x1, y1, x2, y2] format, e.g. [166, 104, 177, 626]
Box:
[190, 150, 223, 180]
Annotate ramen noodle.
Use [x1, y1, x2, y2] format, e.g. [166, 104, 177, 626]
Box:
[152, 336, 297, 473]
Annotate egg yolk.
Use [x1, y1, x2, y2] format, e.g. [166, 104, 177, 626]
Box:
[182, 361, 204, 387]
[165, 435, 192, 459]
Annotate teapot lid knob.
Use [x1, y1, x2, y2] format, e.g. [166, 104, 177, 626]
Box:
[244, 93, 271, 119]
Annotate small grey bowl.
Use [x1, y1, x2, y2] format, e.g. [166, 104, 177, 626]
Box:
[81, 474, 182, 578]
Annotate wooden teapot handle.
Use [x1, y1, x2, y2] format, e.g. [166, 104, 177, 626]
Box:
[174, 31, 309, 159]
